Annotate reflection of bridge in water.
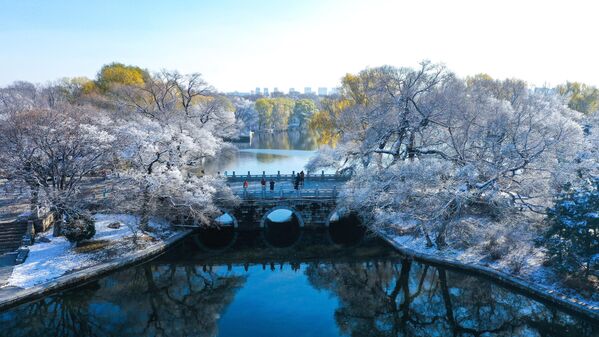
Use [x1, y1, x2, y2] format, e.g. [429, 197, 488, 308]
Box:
[215, 171, 352, 231]
[161, 229, 393, 266]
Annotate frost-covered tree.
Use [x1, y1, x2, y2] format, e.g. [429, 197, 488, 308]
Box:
[308, 62, 587, 251]
[107, 69, 238, 229]
[0, 85, 117, 236]
[231, 97, 258, 132]
[0, 66, 238, 235]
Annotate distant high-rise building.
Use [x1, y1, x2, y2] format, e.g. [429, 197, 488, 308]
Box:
[263, 88, 269, 96]
[289, 88, 297, 94]
[318, 87, 327, 96]
[304, 87, 312, 95]
[273, 87, 280, 93]
[329, 88, 339, 95]
[255, 87, 261, 95]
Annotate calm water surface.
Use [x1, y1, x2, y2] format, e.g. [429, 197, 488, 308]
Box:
[0, 231, 597, 337]
[205, 130, 329, 176]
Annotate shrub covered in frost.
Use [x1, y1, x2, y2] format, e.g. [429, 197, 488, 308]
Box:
[62, 212, 96, 245]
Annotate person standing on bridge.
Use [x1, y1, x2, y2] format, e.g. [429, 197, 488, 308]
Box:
[294, 173, 300, 190]
[243, 180, 249, 190]
[269, 178, 275, 192]
[261, 177, 266, 191]
[300, 171, 305, 188]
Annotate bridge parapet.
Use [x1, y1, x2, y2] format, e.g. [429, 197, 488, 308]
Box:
[223, 170, 350, 183]
[234, 187, 337, 200]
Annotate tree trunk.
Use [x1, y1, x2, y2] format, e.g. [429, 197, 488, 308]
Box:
[407, 132, 416, 161]
[436, 222, 448, 248]
[52, 207, 64, 237]
[29, 184, 39, 219]
[139, 186, 151, 231]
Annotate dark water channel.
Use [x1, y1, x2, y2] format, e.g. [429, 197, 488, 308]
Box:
[0, 225, 597, 337]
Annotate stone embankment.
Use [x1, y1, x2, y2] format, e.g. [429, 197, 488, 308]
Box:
[378, 232, 599, 322]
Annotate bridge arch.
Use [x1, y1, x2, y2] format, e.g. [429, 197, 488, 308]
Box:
[214, 209, 239, 228]
[326, 208, 366, 246]
[193, 210, 239, 251]
[259, 206, 305, 228]
[260, 206, 304, 248]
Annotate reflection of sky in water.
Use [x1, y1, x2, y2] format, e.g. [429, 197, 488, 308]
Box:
[217, 265, 339, 337]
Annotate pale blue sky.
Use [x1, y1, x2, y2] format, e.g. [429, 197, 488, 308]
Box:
[1, 0, 598, 91]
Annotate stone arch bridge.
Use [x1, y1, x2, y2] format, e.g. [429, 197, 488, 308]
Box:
[215, 171, 350, 230]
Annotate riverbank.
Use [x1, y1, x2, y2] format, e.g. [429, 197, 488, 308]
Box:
[0, 215, 194, 311]
[377, 230, 599, 321]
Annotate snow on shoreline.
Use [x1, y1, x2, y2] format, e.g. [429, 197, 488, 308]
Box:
[6, 214, 174, 289]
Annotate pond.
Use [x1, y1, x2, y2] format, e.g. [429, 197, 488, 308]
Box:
[204, 130, 330, 176]
[0, 230, 597, 337]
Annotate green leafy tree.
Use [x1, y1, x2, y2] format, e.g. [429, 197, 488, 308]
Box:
[545, 180, 599, 277]
[557, 82, 599, 114]
[255, 98, 274, 130]
[271, 97, 294, 130]
[291, 98, 318, 128]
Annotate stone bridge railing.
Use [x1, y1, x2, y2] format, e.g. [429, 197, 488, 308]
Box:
[223, 170, 350, 182]
[235, 187, 338, 200]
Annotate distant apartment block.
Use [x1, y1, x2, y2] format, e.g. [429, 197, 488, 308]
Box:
[263, 88, 269, 96]
[304, 87, 312, 94]
[255, 87, 261, 95]
[318, 87, 327, 96]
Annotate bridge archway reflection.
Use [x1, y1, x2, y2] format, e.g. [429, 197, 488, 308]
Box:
[194, 211, 238, 251]
[327, 209, 366, 246]
[261, 207, 303, 248]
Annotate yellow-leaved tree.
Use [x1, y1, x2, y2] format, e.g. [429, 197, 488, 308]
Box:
[96, 63, 148, 92]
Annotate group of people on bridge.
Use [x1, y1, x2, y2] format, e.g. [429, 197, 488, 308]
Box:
[242, 170, 306, 192]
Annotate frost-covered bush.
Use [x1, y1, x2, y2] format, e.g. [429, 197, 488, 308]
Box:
[62, 212, 96, 245]
[545, 180, 599, 277]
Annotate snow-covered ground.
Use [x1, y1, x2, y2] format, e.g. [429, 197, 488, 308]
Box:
[389, 231, 599, 310]
[6, 214, 175, 289]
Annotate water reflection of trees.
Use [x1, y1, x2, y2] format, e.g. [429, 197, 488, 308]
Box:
[306, 259, 598, 337]
[0, 264, 246, 337]
[252, 130, 321, 151]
